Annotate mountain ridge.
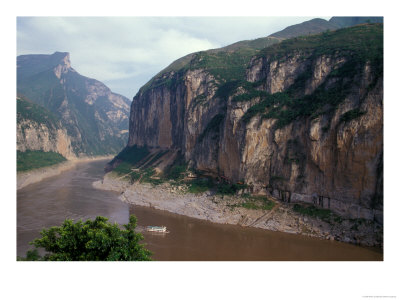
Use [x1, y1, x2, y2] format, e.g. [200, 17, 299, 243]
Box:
[140, 17, 383, 96]
[17, 52, 131, 156]
[118, 22, 383, 222]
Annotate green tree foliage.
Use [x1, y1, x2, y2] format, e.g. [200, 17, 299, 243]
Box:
[19, 215, 152, 261]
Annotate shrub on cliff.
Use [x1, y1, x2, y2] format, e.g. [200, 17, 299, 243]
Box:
[18, 215, 152, 261]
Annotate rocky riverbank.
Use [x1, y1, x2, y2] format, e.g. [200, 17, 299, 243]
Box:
[93, 173, 383, 248]
[17, 156, 113, 190]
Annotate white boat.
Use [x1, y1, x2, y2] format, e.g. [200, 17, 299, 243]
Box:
[146, 225, 168, 233]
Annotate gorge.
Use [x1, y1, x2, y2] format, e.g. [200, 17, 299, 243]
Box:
[16, 16, 384, 257]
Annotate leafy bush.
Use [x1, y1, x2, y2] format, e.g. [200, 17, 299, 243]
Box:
[18, 215, 152, 261]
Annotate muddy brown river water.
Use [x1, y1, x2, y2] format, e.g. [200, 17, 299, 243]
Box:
[17, 159, 383, 261]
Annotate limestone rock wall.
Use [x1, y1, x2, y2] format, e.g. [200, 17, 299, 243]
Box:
[17, 120, 76, 159]
[127, 52, 383, 222]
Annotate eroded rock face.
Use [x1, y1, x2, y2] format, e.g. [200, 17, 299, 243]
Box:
[127, 50, 383, 222]
[17, 120, 76, 159]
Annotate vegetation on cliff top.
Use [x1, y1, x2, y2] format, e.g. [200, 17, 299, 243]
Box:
[240, 23, 383, 127]
[139, 23, 382, 132]
[139, 35, 281, 94]
[259, 23, 383, 63]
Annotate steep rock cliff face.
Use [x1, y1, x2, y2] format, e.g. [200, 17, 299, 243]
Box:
[17, 97, 75, 159]
[127, 24, 383, 221]
[17, 52, 131, 156]
[17, 121, 75, 159]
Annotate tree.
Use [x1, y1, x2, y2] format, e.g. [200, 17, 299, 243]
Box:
[19, 215, 152, 261]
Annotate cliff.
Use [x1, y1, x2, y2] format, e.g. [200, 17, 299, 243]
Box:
[17, 52, 131, 156]
[17, 96, 75, 159]
[125, 23, 383, 222]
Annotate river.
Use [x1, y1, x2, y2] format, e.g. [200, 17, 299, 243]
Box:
[17, 159, 383, 261]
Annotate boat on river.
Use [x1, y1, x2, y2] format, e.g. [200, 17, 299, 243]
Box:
[146, 225, 169, 233]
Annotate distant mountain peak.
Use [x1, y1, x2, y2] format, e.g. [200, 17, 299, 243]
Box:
[17, 51, 73, 81]
[52, 51, 71, 68]
[50, 52, 71, 79]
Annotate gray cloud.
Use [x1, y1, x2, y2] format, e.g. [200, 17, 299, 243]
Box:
[17, 16, 329, 99]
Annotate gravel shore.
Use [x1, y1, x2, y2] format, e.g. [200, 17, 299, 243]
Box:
[93, 173, 383, 247]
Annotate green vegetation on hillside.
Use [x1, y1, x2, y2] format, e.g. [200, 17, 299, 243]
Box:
[240, 23, 383, 128]
[17, 53, 131, 156]
[141, 48, 257, 95]
[17, 97, 60, 129]
[17, 150, 67, 172]
[260, 23, 383, 63]
[270, 18, 339, 39]
[18, 215, 152, 261]
[190, 48, 257, 83]
[140, 36, 280, 94]
[144, 24, 382, 132]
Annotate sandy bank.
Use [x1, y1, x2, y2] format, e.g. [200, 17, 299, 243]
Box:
[93, 173, 383, 247]
[17, 155, 113, 190]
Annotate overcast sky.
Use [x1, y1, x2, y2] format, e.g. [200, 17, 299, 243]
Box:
[17, 16, 330, 99]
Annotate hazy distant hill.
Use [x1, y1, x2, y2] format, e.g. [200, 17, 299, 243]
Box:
[269, 16, 383, 39]
[17, 52, 131, 156]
